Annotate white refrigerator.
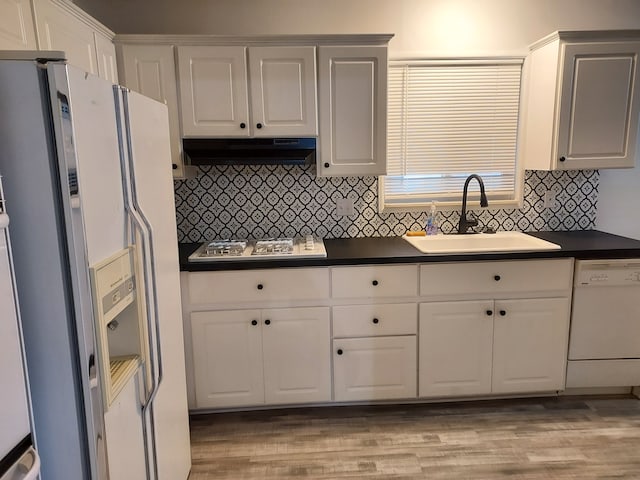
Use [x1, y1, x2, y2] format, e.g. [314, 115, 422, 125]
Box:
[0, 178, 40, 480]
[0, 52, 191, 480]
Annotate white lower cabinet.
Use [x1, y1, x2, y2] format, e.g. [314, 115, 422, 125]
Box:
[419, 301, 494, 398]
[331, 301, 418, 402]
[419, 297, 570, 398]
[262, 307, 331, 404]
[191, 307, 330, 409]
[491, 298, 570, 394]
[333, 336, 417, 402]
[184, 259, 574, 411]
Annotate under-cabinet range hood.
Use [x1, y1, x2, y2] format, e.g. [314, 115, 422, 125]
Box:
[183, 137, 316, 166]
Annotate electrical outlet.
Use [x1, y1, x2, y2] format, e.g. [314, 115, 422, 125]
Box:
[335, 197, 354, 216]
[543, 190, 557, 208]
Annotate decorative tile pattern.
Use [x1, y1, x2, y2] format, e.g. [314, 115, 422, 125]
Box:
[174, 166, 598, 242]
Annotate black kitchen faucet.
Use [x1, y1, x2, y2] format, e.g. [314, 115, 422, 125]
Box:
[458, 174, 489, 234]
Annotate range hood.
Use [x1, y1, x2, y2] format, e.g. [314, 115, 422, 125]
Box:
[183, 138, 316, 166]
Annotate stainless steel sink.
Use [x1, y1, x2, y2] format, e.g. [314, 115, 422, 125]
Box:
[402, 231, 561, 254]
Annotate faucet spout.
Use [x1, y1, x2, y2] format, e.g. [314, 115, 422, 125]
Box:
[458, 174, 489, 234]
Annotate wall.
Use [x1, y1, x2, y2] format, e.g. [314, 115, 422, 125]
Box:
[75, 0, 640, 57]
[175, 167, 597, 242]
[597, 162, 640, 240]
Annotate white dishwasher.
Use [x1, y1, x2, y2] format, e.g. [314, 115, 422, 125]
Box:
[566, 259, 640, 388]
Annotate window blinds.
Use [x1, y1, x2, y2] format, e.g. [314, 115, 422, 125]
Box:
[385, 59, 523, 207]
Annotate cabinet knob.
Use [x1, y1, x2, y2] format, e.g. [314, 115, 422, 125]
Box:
[499, 310, 506, 316]
[559, 156, 566, 162]
[337, 348, 343, 355]
[494, 275, 501, 281]
[372, 280, 379, 286]
[240, 122, 246, 129]
[372, 318, 379, 324]
[256, 123, 263, 129]
[324, 162, 330, 168]
[264, 319, 271, 325]
[251, 319, 258, 326]
[486, 310, 493, 316]
[172, 163, 178, 170]
[257, 284, 264, 290]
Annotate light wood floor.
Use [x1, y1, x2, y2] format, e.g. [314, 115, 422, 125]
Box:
[189, 396, 640, 479]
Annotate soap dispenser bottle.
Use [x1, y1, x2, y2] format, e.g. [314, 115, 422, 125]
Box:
[426, 201, 439, 235]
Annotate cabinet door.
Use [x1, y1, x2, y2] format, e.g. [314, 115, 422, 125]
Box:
[262, 307, 330, 404]
[178, 45, 250, 137]
[119, 45, 184, 177]
[0, 0, 37, 50]
[248, 46, 318, 137]
[34, 0, 98, 76]
[492, 298, 570, 394]
[419, 301, 494, 398]
[556, 41, 640, 169]
[191, 310, 264, 408]
[318, 46, 387, 176]
[94, 32, 117, 83]
[333, 336, 416, 401]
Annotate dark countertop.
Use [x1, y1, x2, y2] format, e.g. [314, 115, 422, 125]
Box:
[178, 230, 640, 272]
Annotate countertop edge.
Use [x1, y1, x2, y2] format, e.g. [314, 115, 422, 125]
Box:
[178, 230, 640, 272]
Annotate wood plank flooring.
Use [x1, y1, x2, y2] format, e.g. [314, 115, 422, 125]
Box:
[189, 396, 640, 479]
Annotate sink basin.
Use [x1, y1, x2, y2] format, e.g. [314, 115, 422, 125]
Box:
[402, 231, 561, 254]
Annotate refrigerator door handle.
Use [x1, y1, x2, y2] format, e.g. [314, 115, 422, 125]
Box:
[129, 211, 161, 480]
[130, 210, 163, 400]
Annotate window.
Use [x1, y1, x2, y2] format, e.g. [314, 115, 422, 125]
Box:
[381, 59, 524, 211]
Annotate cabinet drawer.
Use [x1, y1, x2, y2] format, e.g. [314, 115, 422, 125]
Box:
[187, 268, 329, 305]
[420, 259, 573, 298]
[331, 265, 418, 299]
[333, 303, 417, 337]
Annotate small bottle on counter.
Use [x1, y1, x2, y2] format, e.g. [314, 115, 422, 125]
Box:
[426, 201, 439, 235]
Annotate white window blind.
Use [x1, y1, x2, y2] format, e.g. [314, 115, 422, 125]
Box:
[383, 59, 524, 209]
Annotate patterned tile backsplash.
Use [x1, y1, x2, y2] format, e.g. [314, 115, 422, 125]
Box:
[174, 166, 598, 242]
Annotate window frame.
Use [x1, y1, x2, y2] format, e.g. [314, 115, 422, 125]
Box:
[379, 57, 526, 213]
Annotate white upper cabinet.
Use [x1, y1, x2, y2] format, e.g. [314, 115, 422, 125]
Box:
[522, 31, 640, 170]
[35, 0, 98, 75]
[94, 32, 117, 84]
[32, 0, 116, 82]
[178, 45, 317, 138]
[118, 44, 184, 177]
[178, 45, 250, 137]
[248, 46, 317, 137]
[318, 45, 388, 176]
[0, 0, 37, 50]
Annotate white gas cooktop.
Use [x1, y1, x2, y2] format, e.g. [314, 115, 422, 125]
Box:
[188, 236, 327, 262]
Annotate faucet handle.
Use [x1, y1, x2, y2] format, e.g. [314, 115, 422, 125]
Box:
[465, 212, 479, 227]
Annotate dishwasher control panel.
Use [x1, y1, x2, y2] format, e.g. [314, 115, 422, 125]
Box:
[574, 259, 640, 286]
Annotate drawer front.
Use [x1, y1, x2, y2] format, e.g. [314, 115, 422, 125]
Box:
[331, 265, 418, 299]
[187, 267, 330, 305]
[420, 259, 573, 298]
[332, 303, 417, 337]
